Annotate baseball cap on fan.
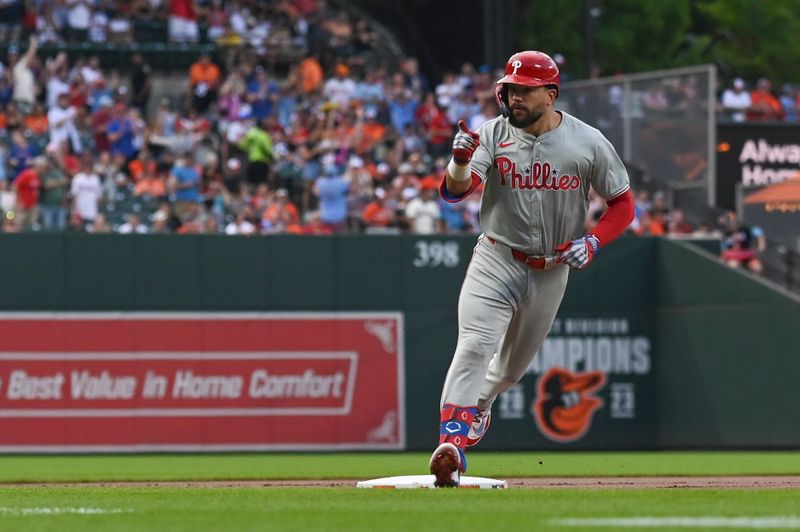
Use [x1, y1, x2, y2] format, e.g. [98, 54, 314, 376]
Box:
[733, 78, 745, 90]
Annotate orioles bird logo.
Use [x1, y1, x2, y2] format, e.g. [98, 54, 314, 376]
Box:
[532, 368, 607, 443]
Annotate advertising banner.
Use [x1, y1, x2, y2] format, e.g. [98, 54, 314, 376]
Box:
[0, 313, 404, 452]
[716, 124, 800, 210]
[486, 314, 657, 450]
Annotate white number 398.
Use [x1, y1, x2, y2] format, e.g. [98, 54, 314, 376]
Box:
[412, 241, 460, 268]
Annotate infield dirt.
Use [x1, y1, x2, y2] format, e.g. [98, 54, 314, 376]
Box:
[6, 476, 800, 489]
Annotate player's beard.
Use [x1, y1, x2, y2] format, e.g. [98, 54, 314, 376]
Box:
[508, 106, 543, 129]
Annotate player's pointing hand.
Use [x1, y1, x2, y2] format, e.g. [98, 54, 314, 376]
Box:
[452, 120, 480, 165]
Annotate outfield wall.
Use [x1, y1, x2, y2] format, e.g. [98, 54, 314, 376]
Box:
[0, 234, 796, 451]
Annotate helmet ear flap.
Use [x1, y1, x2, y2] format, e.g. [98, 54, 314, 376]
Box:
[495, 84, 510, 118]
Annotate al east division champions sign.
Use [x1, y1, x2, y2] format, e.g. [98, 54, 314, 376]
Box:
[0, 313, 404, 452]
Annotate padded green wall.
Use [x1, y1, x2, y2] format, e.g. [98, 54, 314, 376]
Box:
[0, 234, 796, 449]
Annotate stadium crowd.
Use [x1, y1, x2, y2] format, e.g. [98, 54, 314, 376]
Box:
[0, 0, 771, 255]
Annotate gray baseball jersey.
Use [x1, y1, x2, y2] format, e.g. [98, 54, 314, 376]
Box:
[469, 111, 630, 256]
[438, 110, 631, 412]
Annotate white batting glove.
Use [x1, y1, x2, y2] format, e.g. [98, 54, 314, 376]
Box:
[555, 235, 600, 270]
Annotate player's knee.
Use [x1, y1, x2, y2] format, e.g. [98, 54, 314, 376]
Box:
[501, 374, 523, 387]
[456, 336, 495, 361]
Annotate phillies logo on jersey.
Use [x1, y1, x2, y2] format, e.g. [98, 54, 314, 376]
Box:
[532, 367, 607, 443]
[494, 156, 581, 191]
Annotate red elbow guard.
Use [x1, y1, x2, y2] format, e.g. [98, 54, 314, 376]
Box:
[590, 189, 635, 246]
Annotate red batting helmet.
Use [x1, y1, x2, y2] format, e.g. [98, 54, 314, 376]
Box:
[495, 51, 560, 117]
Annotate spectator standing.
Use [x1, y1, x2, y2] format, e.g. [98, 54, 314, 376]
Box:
[169, 0, 200, 43]
[277, 66, 300, 130]
[238, 118, 273, 186]
[39, 153, 70, 231]
[11, 36, 39, 114]
[91, 96, 114, 153]
[168, 154, 202, 221]
[47, 93, 83, 154]
[0, 0, 24, 42]
[313, 164, 350, 233]
[130, 53, 152, 113]
[218, 70, 247, 123]
[88, 8, 109, 42]
[779, 84, 797, 123]
[747, 78, 784, 121]
[69, 156, 103, 229]
[246, 67, 280, 121]
[45, 53, 70, 110]
[720, 78, 751, 123]
[205, 0, 227, 41]
[107, 103, 136, 161]
[189, 53, 221, 113]
[65, 0, 92, 42]
[13, 156, 45, 230]
[8, 129, 37, 178]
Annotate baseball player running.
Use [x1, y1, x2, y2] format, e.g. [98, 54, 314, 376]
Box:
[429, 51, 635, 487]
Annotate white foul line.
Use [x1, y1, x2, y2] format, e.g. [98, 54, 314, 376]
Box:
[551, 516, 800, 529]
[0, 507, 134, 516]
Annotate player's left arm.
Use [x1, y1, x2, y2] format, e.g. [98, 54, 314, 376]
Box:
[556, 136, 634, 269]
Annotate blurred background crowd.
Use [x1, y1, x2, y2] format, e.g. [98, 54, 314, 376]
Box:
[0, 0, 773, 272]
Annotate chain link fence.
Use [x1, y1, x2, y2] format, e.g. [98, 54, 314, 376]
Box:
[558, 65, 717, 211]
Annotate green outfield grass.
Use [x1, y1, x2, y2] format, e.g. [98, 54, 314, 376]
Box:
[0, 486, 798, 532]
[2, 453, 799, 531]
[0, 451, 799, 482]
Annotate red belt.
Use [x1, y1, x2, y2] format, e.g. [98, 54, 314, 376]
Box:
[485, 236, 556, 270]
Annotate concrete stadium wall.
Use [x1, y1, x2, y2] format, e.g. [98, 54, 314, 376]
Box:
[0, 234, 796, 450]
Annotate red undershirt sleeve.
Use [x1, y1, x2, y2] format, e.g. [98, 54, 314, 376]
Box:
[589, 189, 635, 246]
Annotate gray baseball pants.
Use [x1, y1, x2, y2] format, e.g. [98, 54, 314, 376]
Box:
[440, 235, 569, 409]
